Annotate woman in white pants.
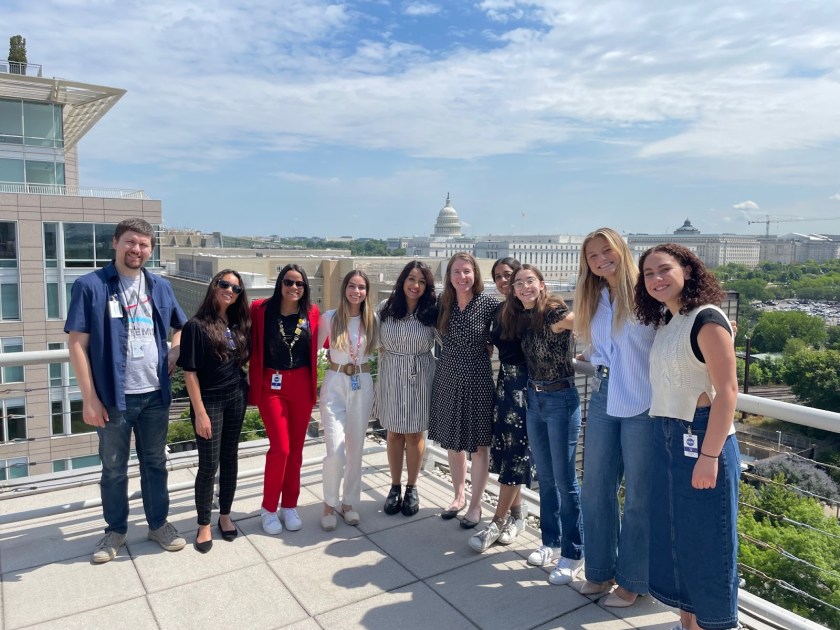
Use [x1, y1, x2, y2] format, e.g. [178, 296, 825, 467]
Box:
[318, 269, 379, 530]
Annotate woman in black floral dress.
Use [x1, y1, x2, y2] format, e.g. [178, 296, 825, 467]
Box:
[429, 252, 497, 529]
[469, 257, 534, 552]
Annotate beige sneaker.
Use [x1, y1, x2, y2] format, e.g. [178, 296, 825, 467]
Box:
[92, 531, 127, 564]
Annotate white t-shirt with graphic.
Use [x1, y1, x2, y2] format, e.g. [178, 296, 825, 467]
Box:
[119, 273, 160, 393]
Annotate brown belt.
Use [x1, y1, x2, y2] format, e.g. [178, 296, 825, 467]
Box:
[329, 362, 370, 376]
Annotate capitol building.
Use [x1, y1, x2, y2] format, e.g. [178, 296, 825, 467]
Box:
[388, 194, 585, 283]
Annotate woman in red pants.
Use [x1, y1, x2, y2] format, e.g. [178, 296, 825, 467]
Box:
[249, 264, 320, 534]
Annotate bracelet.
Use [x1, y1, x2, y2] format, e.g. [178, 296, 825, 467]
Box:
[700, 451, 719, 459]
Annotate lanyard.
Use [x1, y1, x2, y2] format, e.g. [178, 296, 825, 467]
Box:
[278, 312, 305, 363]
[347, 318, 363, 367]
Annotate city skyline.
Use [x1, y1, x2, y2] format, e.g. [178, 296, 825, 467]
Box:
[7, 0, 840, 237]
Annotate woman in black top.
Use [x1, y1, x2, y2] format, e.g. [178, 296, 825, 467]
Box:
[178, 269, 251, 553]
[469, 258, 534, 552]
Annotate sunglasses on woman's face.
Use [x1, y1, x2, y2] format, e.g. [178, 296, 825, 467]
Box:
[282, 279, 306, 288]
[217, 280, 243, 294]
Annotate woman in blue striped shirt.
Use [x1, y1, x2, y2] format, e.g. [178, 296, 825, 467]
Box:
[574, 228, 655, 607]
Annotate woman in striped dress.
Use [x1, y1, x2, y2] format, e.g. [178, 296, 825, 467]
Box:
[374, 261, 437, 517]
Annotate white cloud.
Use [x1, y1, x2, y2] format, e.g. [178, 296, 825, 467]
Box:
[830, 193, 840, 201]
[403, 2, 441, 16]
[733, 201, 760, 210]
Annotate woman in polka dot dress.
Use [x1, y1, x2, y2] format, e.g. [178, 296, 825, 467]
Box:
[429, 252, 497, 529]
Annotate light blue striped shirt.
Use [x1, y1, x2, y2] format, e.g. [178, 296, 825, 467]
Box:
[585, 287, 656, 417]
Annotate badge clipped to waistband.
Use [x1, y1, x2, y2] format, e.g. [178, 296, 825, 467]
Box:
[270, 372, 283, 391]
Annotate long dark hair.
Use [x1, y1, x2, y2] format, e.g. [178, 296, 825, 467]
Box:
[193, 269, 251, 366]
[501, 264, 567, 339]
[380, 260, 437, 326]
[438, 252, 484, 334]
[491, 257, 520, 339]
[267, 264, 311, 315]
[634, 243, 725, 328]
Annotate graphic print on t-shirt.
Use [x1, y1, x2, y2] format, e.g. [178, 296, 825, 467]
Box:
[120, 273, 160, 393]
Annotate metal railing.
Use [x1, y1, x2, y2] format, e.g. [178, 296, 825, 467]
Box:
[0, 61, 42, 77]
[0, 182, 149, 199]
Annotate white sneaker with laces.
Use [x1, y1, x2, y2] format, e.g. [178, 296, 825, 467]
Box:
[280, 507, 302, 531]
[527, 545, 560, 566]
[548, 556, 584, 585]
[498, 504, 528, 545]
[261, 508, 283, 535]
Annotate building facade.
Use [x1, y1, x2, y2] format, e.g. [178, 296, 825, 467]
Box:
[0, 62, 162, 479]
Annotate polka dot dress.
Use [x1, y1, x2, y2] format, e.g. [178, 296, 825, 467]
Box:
[428, 293, 497, 453]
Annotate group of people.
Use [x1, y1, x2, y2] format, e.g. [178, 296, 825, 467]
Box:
[67, 219, 739, 630]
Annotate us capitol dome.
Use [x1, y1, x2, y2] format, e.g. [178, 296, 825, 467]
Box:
[433, 193, 463, 238]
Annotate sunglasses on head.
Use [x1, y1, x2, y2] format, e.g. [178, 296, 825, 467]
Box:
[282, 279, 306, 288]
[217, 280, 243, 294]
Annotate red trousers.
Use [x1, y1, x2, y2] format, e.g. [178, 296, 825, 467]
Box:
[257, 367, 315, 511]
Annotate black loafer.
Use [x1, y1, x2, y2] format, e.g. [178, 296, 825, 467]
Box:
[218, 522, 237, 542]
[401, 486, 419, 517]
[384, 485, 402, 515]
[194, 538, 213, 553]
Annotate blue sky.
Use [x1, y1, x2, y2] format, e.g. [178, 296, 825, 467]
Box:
[9, 0, 840, 238]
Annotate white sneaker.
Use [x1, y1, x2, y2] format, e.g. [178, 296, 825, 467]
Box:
[261, 508, 283, 535]
[280, 507, 302, 531]
[498, 504, 528, 545]
[548, 556, 584, 585]
[527, 545, 560, 566]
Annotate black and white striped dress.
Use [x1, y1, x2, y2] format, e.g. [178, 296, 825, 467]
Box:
[373, 312, 436, 433]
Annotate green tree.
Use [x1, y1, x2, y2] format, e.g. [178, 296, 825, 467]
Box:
[739, 480, 840, 628]
[782, 348, 840, 412]
[8, 35, 26, 73]
[751, 311, 826, 353]
[825, 326, 840, 351]
[169, 367, 186, 399]
[724, 278, 769, 301]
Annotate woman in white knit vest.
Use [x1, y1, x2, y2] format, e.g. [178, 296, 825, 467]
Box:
[635, 244, 740, 630]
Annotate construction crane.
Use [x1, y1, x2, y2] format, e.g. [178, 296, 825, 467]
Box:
[746, 214, 840, 237]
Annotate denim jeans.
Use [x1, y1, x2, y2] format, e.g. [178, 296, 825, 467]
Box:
[581, 379, 652, 593]
[101, 390, 170, 534]
[526, 385, 583, 559]
[649, 408, 740, 630]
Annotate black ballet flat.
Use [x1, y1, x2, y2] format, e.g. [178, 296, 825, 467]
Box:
[440, 501, 466, 520]
[194, 538, 213, 553]
[460, 511, 482, 529]
[384, 485, 402, 515]
[402, 485, 419, 517]
[217, 522, 237, 541]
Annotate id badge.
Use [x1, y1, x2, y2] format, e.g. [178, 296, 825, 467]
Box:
[350, 374, 361, 391]
[130, 340, 144, 359]
[591, 377, 601, 393]
[271, 373, 283, 391]
[109, 297, 123, 319]
[683, 432, 699, 458]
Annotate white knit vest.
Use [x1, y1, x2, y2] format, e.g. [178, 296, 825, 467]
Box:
[649, 305, 732, 422]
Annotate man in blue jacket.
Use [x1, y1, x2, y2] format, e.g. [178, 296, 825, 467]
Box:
[65, 218, 188, 563]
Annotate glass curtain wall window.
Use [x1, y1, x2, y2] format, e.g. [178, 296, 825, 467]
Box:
[0, 98, 64, 148]
[61, 222, 161, 268]
[0, 223, 21, 319]
[52, 454, 101, 473]
[1, 337, 24, 384]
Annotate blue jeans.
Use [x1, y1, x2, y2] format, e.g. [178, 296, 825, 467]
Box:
[526, 384, 583, 559]
[100, 390, 170, 534]
[581, 379, 652, 593]
[649, 408, 740, 630]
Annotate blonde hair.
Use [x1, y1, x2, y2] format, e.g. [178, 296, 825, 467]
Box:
[330, 270, 378, 353]
[438, 252, 484, 335]
[574, 227, 638, 346]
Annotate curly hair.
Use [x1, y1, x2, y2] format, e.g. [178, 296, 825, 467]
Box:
[438, 252, 484, 335]
[192, 269, 251, 366]
[380, 260, 437, 326]
[634, 243, 725, 328]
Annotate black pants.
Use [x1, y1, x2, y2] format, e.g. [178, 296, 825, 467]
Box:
[193, 386, 248, 525]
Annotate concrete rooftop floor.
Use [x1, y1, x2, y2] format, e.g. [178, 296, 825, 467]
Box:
[1, 437, 774, 630]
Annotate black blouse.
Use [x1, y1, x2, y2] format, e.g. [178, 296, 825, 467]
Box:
[177, 320, 246, 393]
[264, 309, 312, 370]
[520, 305, 574, 381]
[490, 303, 525, 365]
